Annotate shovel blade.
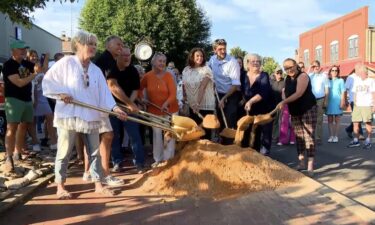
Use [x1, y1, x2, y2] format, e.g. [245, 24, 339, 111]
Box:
[202, 114, 220, 129]
[219, 128, 236, 139]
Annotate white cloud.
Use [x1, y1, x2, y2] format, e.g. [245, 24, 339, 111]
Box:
[198, 0, 243, 22]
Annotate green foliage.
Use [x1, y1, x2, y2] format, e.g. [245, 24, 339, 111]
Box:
[230, 46, 247, 59]
[80, 0, 211, 69]
[0, 0, 76, 27]
[262, 57, 279, 75]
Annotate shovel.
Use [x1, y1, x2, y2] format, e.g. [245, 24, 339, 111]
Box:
[214, 89, 236, 139]
[253, 106, 279, 125]
[187, 103, 220, 129]
[233, 111, 254, 146]
[70, 100, 205, 142]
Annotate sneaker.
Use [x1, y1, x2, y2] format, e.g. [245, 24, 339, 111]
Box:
[103, 175, 124, 186]
[289, 141, 295, 145]
[332, 136, 338, 143]
[82, 172, 91, 182]
[111, 164, 121, 173]
[363, 142, 372, 150]
[260, 146, 268, 155]
[277, 142, 283, 146]
[32, 144, 41, 152]
[328, 136, 333, 143]
[49, 144, 57, 151]
[151, 162, 161, 168]
[347, 140, 360, 148]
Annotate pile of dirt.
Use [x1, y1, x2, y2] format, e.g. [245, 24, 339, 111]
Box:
[140, 140, 303, 199]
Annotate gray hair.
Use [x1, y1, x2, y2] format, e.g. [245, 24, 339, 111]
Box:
[243, 53, 263, 71]
[71, 30, 97, 53]
[104, 35, 122, 49]
[355, 63, 368, 74]
[151, 52, 167, 66]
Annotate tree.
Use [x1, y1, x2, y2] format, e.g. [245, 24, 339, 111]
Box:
[262, 57, 279, 75]
[230, 47, 247, 59]
[80, 0, 211, 69]
[0, 0, 76, 26]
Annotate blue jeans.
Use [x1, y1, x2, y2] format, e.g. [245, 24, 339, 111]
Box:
[110, 117, 145, 167]
[55, 128, 102, 183]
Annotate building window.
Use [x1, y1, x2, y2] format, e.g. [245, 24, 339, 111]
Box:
[330, 40, 339, 62]
[348, 35, 358, 58]
[304, 49, 309, 67]
[315, 45, 322, 63]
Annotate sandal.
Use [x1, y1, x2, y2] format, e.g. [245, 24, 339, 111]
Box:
[57, 190, 72, 200]
[95, 188, 115, 197]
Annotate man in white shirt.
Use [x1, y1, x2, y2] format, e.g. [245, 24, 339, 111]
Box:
[345, 72, 364, 138]
[308, 60, 329, 144]
[208, 39, 241, 144]
[347, 63, 375, 149]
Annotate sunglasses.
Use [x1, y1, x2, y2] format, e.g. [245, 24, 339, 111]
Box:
[331, 69, 338, 72]
[83, 71, 89, 88]
[214, 39, 227, 45]
[276, 70, 282, 74]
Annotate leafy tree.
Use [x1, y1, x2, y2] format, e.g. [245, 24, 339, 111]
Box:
[0, 0, 76, 26]
[262, 57, 279, 75]
[80, 0, 211, 69]
[230, 47, 247, 59]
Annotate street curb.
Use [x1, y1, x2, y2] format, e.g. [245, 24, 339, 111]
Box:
[0, 173, 55, 215]
[306, 176, 375, 224]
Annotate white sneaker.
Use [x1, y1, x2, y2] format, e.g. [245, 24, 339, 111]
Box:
[289, 141, 295, 145]
[260, 146, 268, 155]
[32, 144, 41, 152]
[50, 144, 57, 151]
[82, 172, 91, 182]
[277, 142, 283, 146]
[103, 175, 124, 186]
[328, 136, 333, 143]
[332, 136, 338, 143]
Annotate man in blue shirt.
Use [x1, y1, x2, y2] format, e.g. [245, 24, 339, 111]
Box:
[208, 39, 241, 144]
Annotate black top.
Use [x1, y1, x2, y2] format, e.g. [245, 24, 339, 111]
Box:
[94, 50, 116, 78]
[240, 71, 273, 115]
[2, 58, 34, 101]
[284, 72, 316, 116]
[270, 74, 285, 104]
[107, 64, 140, 103]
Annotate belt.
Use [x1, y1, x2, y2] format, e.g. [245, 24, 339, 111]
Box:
[316, 97, 325, 100]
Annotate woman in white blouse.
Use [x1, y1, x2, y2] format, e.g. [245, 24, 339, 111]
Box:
[182, 48, 216, 139]
[43, 30, 127, 199]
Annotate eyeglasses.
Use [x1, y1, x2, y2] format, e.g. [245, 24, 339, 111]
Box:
[312, 65, 319, 68]
[283, 65, 294, 72]
[83, 70, 89, 88]
[248, 60, 261, 65]
[276, 70, 282, 74]
[331, 69, 338, 72]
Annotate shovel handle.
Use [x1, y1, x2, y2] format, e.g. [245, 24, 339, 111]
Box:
[71, 100, 175, 134]
[143, 100, 172, 116]
[118, 103, 171, 124]
[214, 88, 229, 128]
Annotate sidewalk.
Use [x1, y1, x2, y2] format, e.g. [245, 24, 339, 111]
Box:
[0, 159, 373, 225]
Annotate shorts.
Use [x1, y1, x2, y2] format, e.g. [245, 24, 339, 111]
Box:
[352, 106, 373, 123]
[99, 116, 113, 134]
[5, 97, 33, 123]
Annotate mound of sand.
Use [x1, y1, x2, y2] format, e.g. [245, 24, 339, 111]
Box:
[140, 140, 302, 199]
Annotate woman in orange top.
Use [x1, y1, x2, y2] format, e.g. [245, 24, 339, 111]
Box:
[140, 52, 178, 167]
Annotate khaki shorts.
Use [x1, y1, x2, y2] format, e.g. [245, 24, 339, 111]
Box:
[5, 97, 33, 123]
[352, 106, 373, 123]
[99, 116, 113, 134]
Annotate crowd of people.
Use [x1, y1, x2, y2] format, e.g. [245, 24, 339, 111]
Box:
[1, 30, 374, 199]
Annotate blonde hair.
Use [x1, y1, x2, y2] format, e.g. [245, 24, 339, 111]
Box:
[243, 53, 262, 71]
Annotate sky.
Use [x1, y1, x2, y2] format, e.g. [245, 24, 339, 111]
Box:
[31, 0, 375, 64]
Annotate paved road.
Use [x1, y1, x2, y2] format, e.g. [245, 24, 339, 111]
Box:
[271, 114, 375, 211]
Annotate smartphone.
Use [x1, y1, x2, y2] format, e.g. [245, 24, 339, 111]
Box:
[40, 54, 46, 65]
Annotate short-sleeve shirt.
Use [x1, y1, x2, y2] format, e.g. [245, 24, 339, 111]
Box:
[94, 50, 116, 78]
[309, 72, 330, 99]
[345, 74, 360, 102]
[2, 58, 34, 101]
[353, 77, 375, 107]
[107, 65, 140, 103]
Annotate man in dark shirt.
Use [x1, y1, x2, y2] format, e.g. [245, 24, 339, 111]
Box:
[2, 40, 36, 172]
[107, 47, 145, 172]
[270, 66, 285, 142]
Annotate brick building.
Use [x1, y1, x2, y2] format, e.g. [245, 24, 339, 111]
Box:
[297, 6, 375, 77]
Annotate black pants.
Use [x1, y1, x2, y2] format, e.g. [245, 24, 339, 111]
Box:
[216, 91, 241, 145]
[189, 108, 214, 140]
[241, 121, 273, 154]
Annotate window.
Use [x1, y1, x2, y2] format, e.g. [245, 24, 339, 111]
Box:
[304, 49, 309, 67]
[330, 40, 339, 62]
[348, 35, 358, 58]
[315, 45, 322, 63]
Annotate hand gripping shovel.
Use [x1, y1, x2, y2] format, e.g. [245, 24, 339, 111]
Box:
[71, 100, 205, 141]
[187, 102, 220, 129]
[214, 89, 236, 139]
[234, 110, 254, 145]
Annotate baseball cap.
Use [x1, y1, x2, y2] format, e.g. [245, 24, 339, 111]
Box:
[10, 40, 29, 49]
